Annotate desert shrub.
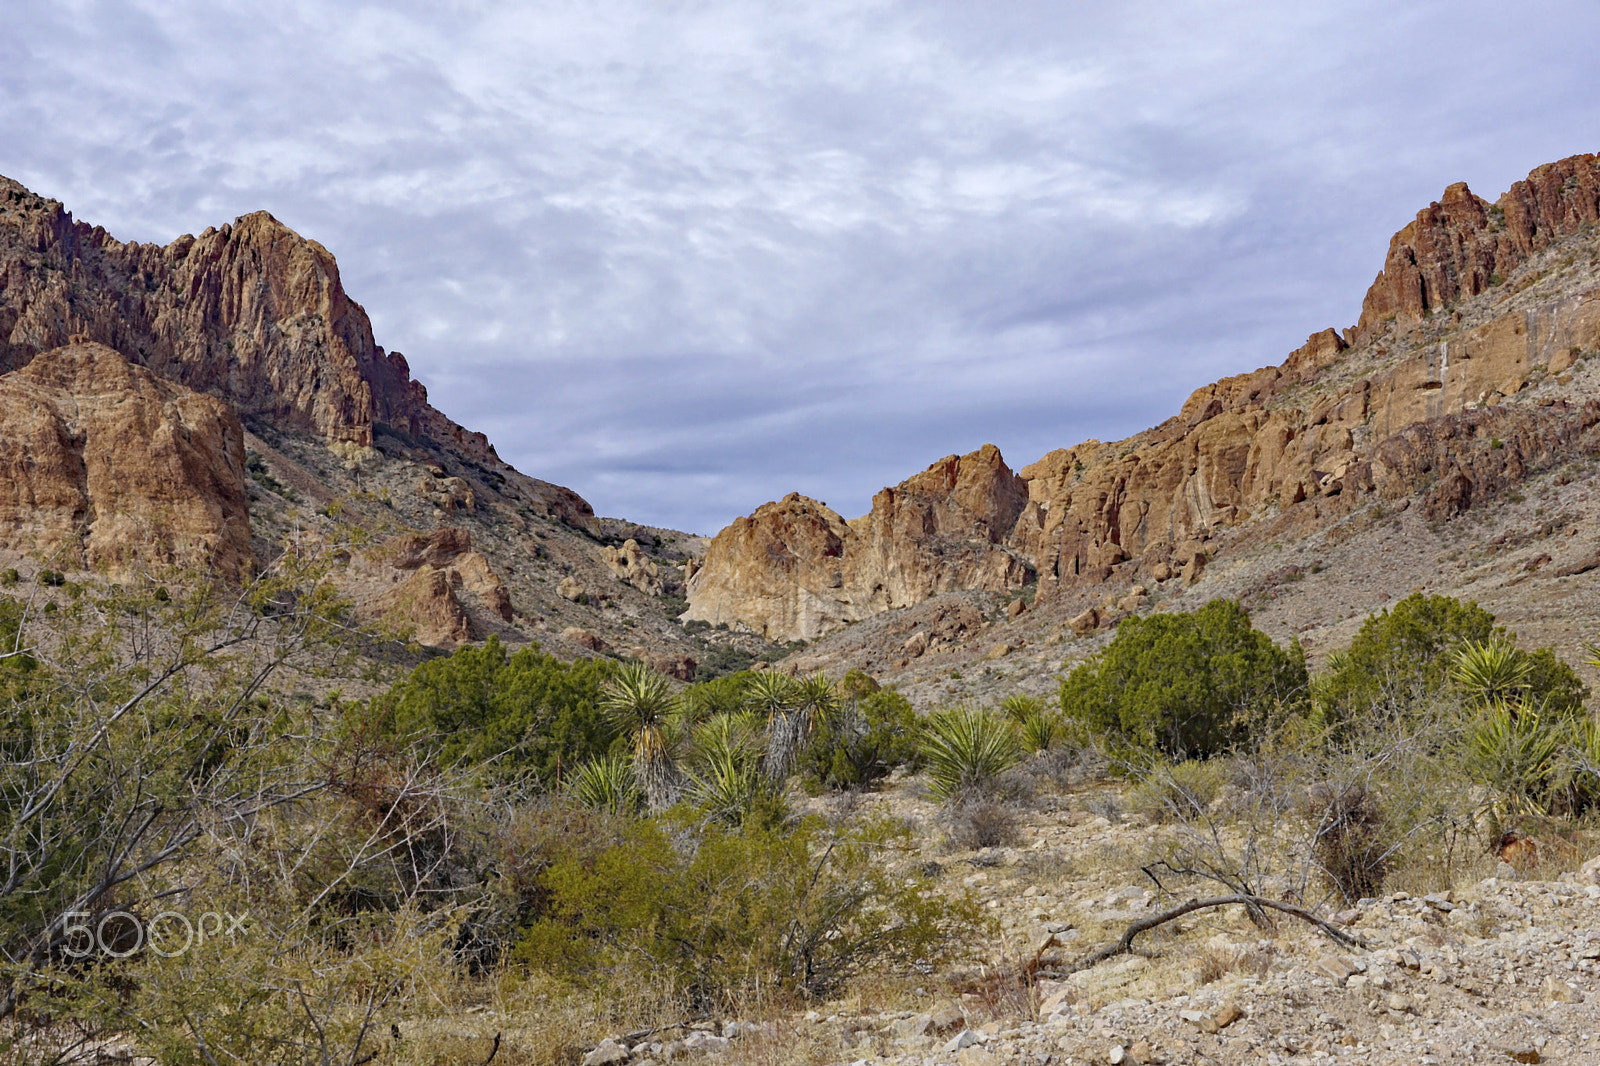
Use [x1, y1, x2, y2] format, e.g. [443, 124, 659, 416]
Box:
[374, 636, 614, 787]
[1126, 759, 1228, 823]
[1315, 595, 1586, 727]
[797, 685, 920, 792]
[695, 642, 754, 680]
[1307, 782, 1391, 903]
[1058, 599, 1307, 761]
[679, 669, 756, 720]
[1460, 699, 1564, 821]
[919, 705, 1022, 801]
[0, 568, 17, 587]
[944, 798, 1021, 850]
[514, 813, 984, 1004]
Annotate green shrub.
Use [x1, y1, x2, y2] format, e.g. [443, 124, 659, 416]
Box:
[0, 569, 17, 587]
[797, 685, 920, 792]
[514, 814, 984, 1003]
[918, 705, 1021, 801]
[1317, 595, 1587, 727]
[372, 636, 614, 787]
[1126, 759, 1228, 822]
[1059, 599, 1307, 761]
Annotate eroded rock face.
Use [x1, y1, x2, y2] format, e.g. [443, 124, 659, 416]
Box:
[601, 538, 664, 596]
[0, 341, 252, 579]
[1354, 155, 1600, 343]
[684, 445, 1032, 641]
[0, 175, 599, 533]
[362, 527, 515, 646]
[687, 155, 1600, 641]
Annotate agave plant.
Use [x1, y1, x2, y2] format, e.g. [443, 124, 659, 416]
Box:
[918, 704, 1021, 802]
[601, 661, 681, 812]
[566, 753, 642, 816]
[1451, 639, 1531, 708]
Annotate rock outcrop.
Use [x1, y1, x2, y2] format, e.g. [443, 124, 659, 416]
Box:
[601, 538, 665, 595]
[364, 527, 515, 647]
[687, 155, 1600, 642]
[0, 175, 598, 533]
[684, 445, 1032, 640]
[0, 341, 252, 579]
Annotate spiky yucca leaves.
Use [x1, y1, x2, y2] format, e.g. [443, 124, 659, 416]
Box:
[600, 661, 681, 813]
[1017, 707, 1060, 754]
[567, 752, 642, 815]
[999, 694, 1045, 722]
[755, 672, 838, 782]
[1462, 698, 1562, 822]
[683, 713, 782, 826]
[1451, 639, 1532, 708]
[918, 705, 1021, 802]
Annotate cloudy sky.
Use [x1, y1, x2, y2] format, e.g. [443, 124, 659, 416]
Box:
[3, 1, 1598, 533]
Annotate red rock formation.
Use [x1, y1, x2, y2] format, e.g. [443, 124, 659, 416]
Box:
[1354, 155, 1600, 343]
[0, 176, 598, 532]
[685, 445, 1033, 640]
[0, 341, 252, 579]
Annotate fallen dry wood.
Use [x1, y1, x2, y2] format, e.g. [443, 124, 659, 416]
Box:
[1049, 894, 1366, 977]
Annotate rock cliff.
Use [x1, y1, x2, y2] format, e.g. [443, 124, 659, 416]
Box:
[687, 154, 1600, 642]
[0, 340, 252, 579]
[0, 176, 596, 532]
[684, 444, 1033, 640]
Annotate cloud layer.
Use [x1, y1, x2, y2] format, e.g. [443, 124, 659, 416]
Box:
[4, 0, 1599, 531]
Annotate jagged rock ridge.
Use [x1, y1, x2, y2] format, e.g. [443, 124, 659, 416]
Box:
[687, 154, 1600, 643]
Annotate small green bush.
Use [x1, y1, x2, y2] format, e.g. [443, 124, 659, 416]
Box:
[1059, 599, 1307, 761]
[0, 569, 17, 587]
[514, 813, 985, 1003]
[371, 636, 614, 786]
[1126, 759, 1228, 822]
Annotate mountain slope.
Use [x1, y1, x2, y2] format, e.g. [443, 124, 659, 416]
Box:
[687, 153, 1600, 697]
[0, 177, 744, 672]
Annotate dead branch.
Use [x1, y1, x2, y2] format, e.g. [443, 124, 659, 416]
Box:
[1046, 894, 1366, 977]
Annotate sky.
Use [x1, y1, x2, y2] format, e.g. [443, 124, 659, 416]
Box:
[3, 2, 1599, 534]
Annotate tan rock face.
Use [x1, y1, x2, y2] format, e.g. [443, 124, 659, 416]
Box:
[684, 445, 1032, 641]
[601, 538, 664, 595]
[362, 527, 515, 645]
[0, 342, 252, 579]
[688, 155, 1600, 640]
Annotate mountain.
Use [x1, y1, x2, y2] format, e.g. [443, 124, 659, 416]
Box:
[0, 175, 728, 673]
[686, 153, 1600, 701]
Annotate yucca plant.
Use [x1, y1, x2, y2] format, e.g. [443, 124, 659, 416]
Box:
[918, 705, 1021, 802]
[1451, 639, 1531, 708]
[686, 748, 785, 828]
[999, 694, 1045, 722]
[1462, 698, 1561, 824]
[567, 752, 642, 815]
[1017, 707, 1061, 754]
[754, 672, 838, 782]
[601, 661, 681, 812]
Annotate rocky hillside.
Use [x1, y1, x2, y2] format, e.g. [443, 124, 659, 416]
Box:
[0, 176, 751, 673]
[687, 153, 1600, 696]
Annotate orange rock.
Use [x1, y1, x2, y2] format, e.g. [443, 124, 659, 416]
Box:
[0, 341, 252, 579]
